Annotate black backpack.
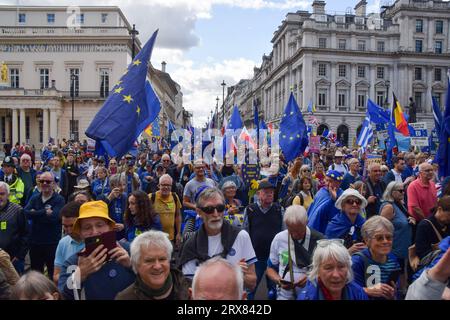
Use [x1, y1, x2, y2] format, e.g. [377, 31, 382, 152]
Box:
[281, 192, 310, 208]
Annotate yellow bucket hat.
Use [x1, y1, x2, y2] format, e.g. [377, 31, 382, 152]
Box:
[72, 200, 116, 235]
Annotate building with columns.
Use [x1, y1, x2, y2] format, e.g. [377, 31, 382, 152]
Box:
[0, 5, 191, 149]
[222, 0, 450, 147]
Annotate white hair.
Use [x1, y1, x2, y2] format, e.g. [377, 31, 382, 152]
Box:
[284, 205, 308, 226]
[361, 216, 394, 242]
[159, 174, 173, 184]
[192, 256, 243, 300]
[0, 181, 10, 194]
[130, 230, 173, 273]
[308, 241, 353, 284]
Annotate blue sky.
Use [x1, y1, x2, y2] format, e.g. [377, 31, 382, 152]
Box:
[0, 0, 387, 126]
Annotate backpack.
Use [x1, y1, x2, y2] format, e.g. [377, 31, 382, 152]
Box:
[282, 192, 304, 208]
[150, 192, 180, 214]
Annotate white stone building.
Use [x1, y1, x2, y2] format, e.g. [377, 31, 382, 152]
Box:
[222, 0, 450, 147]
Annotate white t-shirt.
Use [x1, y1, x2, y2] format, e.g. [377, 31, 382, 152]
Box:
[182, 230, 257, 278]
[328, 163, 348, 175]
[269, 228, 311, 300]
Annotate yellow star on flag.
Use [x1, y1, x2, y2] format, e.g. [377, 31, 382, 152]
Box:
[115, 80, 122, 87]
[133, 59, 142, 66]
[136, 105, 141, 115]
[123, 95, 133, 104]
[114, 87, 124, 94]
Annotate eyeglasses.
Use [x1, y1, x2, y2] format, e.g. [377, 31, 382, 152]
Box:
[302, 169, 311, 172]
[159, 184, 172, 188]
[394, 189, 404, 193]
[199, 204, 226, 214]
[345, 198, 362, 206]
[317, 239, 345, 247]
[422, 169, 433, 173]
[40, 180, 53, 184]
[373, 234, 393, 242]
[162, 160, 170, 162]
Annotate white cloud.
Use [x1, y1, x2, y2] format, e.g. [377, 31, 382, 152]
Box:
[367, 0, 381, 14]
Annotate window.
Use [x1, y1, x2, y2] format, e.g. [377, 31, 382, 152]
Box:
[415, 40, 423, 53]
[40, 68, 49, 89]
[357, 40, 366, 51]
[10, 68, 19, 88]
[338, 90, 347, 107]
[318, 63, 327, 77]
[76, 13, 84, 24]
[338, 39, 346, 50]
[319, 38, 327, 48]
[377, 66, 385, 79]
[416, 19, 423, 33]
[435, 68, 442, 82]
[357, 92, 367, 109]
[1, 117, 5, 143]
[101, 13, 108, 23]
[436, 20, 443, 34]
[377, 91, 385, 107]
[38, 118, 43, 143]
[70, 68, 80, 97]
[377, 41, 385, 52]
[18, 13, 26, 23]
[318, 90, 327, 106]
[47, 13, 55, 24]
[100, 68, 109, 98]
[25, 116, 30, 141]
[435, 41, 443, 54]
[338, 65, 346, 77]
[414, 67, 422, 81]
[414, 92, 422, 112]
[357, 66, 366, 78]
[70, 120, 79, 141]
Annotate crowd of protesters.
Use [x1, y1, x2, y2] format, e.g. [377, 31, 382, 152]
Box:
[0, 138, 449, 300]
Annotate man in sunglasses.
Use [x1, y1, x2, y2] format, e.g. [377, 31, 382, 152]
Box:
[24, 171, 65, 280]
[364, 163, 387, 219]
[178, 187, 257, 293]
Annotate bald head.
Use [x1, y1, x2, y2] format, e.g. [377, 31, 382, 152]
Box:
[419, 162, 434, 182]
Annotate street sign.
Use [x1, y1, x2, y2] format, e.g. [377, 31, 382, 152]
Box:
[409, 122, 429, 147]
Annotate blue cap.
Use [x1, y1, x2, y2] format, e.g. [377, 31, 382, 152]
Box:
[326, 170, 343, 181]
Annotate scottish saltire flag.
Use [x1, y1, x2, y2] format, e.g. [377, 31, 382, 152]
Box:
[437, 77, 450, 178]
[392, 93, 410, 136]
[432, 96, 443, 134]
[307, 99, 316, 113]
[86, 30, 161, 158]
[279, 93, 308, 161]
[357, 115, 373, 152]
[367, 98, 390, 124]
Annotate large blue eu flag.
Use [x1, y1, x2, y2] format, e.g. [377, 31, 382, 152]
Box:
[437, 77, 450, 178]
[86, 30, 161, 158]
[280, 93, 308, 162]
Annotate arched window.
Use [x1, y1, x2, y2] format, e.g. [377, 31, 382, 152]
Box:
[317, 124, 329, 136]
[337, 124, 349, 147]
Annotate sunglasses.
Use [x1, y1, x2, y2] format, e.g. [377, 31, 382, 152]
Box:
[199, 204, 226, 214]
[40, 180, 53, 184]
[373, 234, 393, 242]
[345, 198, 362, 206]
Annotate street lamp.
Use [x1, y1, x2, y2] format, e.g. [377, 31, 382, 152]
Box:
[130, 24, 139, 60]
[70, 73, 77, 141]
[384, 80, 390, 109]
[215, 96, 219, 128]
[221, 80, 226, 126]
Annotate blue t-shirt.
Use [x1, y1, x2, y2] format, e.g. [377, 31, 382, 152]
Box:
[54, 235, 85, 267]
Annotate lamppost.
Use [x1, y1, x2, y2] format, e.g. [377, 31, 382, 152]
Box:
[221, 80, 226, 126]
[130, 24, 139, 59]
[70, 73, 76, 141]
[384, 80, 390, 109]
[215, 96, 219, 128]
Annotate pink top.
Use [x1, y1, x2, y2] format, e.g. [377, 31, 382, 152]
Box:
[407, 178, 437, 222]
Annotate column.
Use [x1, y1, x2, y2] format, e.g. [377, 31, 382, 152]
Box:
[19, 109, 25, 144]
[50, 109, 57, 140]
[330, 62, 336, 111]
[303, 56, 313, 110]
[369, 65, 376, 100]
[427, 18, 434, 53]
[4, 114, 10, 144]
[350, 63, 356, 111]
[426, 66, 433, 113]
[370, 35, 376, 51]
[11, 109, 18, 145]
[407, 65, 413, 103]
[43, 108, 49, 145]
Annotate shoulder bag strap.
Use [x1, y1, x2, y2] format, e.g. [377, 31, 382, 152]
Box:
[425, 219, 443, 242]
[287, 232, 297, 295]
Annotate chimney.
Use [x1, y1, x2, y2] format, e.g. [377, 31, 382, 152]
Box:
[312, 0, 326, 14]
[161, 61, 167, 73]
[355, 0, 367, 16]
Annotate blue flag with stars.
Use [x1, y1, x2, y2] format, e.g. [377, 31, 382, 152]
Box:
[280, 93, 308, 161]
[227, 105, 243, 130]
[86, 30, 161, 158]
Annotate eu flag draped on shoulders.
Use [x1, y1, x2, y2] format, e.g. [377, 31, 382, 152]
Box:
[437, 77, 450, 179]
[280, 93, 308, 162]
[86, 30, 161, 158]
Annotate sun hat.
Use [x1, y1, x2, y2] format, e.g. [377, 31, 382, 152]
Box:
[74, 179, 90, 189]
[72, 200, 115, 235]
[326, 170, 343, 181]
[335, 188, 368, 210]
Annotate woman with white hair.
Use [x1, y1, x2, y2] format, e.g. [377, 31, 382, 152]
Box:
[325, 189, 367, 254]
[351, 216, 401, 300]
[115, 230, 189, 300]
[266, 205, 324, 300]
[296, 239, 368, 300]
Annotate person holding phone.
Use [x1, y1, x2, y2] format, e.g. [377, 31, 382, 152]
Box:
[57, 200, 135, 300]
[351, 216, 401, 300]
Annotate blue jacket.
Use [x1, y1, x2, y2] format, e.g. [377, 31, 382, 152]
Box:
[91, 178, 111, 200]
[297, 280, 368, 300]
[125, 215, 162, 242]
[24, 192, 65, 245]
[307, 188, 343, 234]
[325, 211, 365, 247]
[413, 236, 450, 281]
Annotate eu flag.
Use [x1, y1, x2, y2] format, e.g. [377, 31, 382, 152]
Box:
[437, 77, 450, 179]
[280, 93, 308, 161]
[227, 105, 243, 130]
[86, 30, 161, 158]
[367, 98, 390, 124]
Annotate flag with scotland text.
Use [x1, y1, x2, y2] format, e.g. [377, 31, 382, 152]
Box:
[86, 30, 161, 158]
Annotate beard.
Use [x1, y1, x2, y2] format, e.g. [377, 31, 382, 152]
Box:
[207, 219, 223, 231]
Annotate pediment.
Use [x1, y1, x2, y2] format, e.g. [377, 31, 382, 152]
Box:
[355, 80, 370, 88]
[316, 78, 331, 86]
[335, 79, 351, 87]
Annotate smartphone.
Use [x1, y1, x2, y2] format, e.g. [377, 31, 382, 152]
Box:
[279, 279, 292, 285]
[388, 270, 401, 284]
[80, 230, 117, 258]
